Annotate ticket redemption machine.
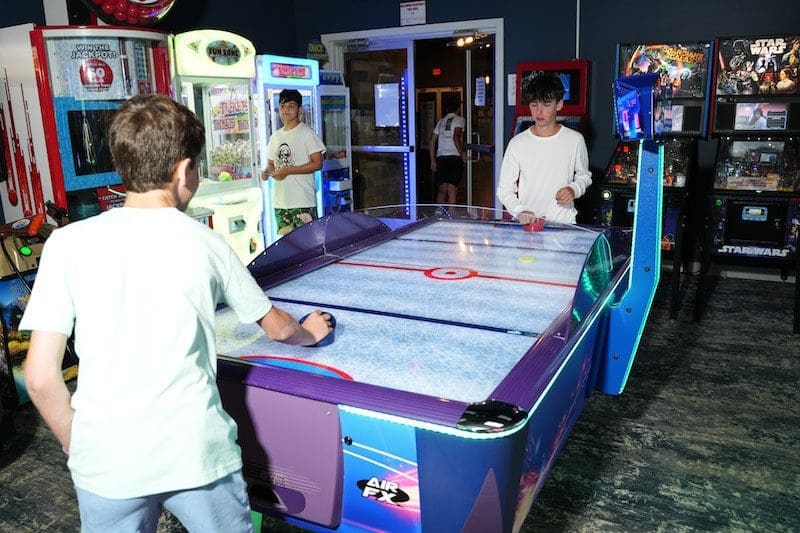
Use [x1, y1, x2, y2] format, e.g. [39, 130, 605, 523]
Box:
[599, 41, 714, 318]
[254, 54, 322, 245]
[510, 60, 589, 138]
[170, 30, 263, 265]
[0, 24, 171, 224]
[317, 70, 353, 214]
[695, 33, 800, 332]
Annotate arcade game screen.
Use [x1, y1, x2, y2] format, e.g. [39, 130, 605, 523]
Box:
[716, 35, 800, 96]
[734, 102, 789, 131]
[714, 139, 799, 191]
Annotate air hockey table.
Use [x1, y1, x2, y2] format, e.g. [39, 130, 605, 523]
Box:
[215, 144, 663, 533]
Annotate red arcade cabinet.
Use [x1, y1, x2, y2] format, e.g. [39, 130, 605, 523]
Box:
[0, 24, 171, 225]
[511, 59, 589, 137]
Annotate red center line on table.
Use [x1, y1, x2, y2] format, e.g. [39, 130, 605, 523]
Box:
[336, 260, 577, 289]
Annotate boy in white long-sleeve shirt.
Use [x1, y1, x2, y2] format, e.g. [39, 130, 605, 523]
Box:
[497, 72, 591, 224]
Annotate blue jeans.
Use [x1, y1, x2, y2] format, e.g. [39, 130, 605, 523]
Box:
[74, 470, 254, 533]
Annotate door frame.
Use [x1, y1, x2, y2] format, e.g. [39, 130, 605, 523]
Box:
[322, 18, 504, 212]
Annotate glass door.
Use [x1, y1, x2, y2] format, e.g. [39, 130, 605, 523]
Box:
[464, 42, 495, 208]
[343, 43, 416, 213]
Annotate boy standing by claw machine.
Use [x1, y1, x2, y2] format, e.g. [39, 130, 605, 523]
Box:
[261, 89, 326, 235]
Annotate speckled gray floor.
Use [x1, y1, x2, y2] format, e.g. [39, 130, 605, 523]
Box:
[1, 273, 798, 532]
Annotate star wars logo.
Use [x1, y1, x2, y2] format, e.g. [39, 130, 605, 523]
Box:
[718, 245, 788, 257]
[750, 38, 787, 56]
[357, 477, 410, 505]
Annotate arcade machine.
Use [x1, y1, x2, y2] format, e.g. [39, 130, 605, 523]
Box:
[0, 215, 78, 433]
[0, 24, 171, 224]
[170, 30, 263, 266]
[599, 41, 713, 318]
[254, 53, 323, 244]
[511, 60, 589, 137]
[317, 70, 353, 214]
[694, 33, 800, 332]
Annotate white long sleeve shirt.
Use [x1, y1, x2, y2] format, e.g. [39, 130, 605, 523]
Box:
[497, 125, 592, 224]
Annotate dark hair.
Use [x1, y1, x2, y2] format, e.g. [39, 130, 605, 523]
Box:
[443, 94, 461, 114]
[108, 94, 204, 193]
[278, 89, 302, 106]
[521, 72, 565, 105]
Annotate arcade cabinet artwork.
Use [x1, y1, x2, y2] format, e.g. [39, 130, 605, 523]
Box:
[695, 34, 800, 332]
[254, 54, 324, 244]
[0, 24, 171, 225]
[511, 60, 589, 137]
[317, 70, 354, 214]
[0, 215, 78, 442]
[170, 30, 264, 266]
[600, 41, 713, 319]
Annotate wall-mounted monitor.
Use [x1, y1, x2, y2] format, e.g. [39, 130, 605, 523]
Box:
[515, 59, 589, 116]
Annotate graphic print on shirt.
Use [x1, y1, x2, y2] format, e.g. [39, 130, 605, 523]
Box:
[276, 143, 294, 169]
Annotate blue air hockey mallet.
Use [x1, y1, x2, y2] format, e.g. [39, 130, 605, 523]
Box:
[299, 312, 337, 347]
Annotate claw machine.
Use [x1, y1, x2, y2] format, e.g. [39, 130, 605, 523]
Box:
[253, 54, 322, 245]
[317, 70, 353, 214]
[170, 30, 263, 265]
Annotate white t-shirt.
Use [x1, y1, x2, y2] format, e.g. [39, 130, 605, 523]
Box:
[19, 207, 273, 498]
[434, 113, 465, 157]
[267, 122, 326, 209]
[496, 125, 592, 224]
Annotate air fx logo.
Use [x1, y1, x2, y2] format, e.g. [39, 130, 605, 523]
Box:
[357, 477, 410, 504]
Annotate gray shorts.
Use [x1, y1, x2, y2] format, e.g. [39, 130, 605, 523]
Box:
[74, 470, 254, 533]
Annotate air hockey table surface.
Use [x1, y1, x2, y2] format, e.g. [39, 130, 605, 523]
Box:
[215, 206, 634, 532]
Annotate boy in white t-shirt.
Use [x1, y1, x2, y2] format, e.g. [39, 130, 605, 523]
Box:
[497, 72, 592, 224]
[261, 89, 326, 235]
[20, 95, 333, 532]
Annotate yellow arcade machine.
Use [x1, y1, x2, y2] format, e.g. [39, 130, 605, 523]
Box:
[170, 30, 263, 265]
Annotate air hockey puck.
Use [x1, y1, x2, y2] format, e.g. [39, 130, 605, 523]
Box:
[299, 312, 336, 347]
[523, 217, 545, 232]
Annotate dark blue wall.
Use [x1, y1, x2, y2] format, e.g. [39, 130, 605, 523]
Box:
[1, 4, 44, 27]
[162, 0, 297, 57]
[3, 0, 797, 174]
[289, 0, 798, 177]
